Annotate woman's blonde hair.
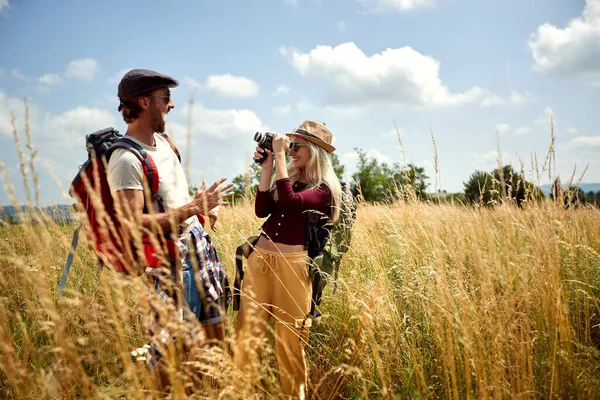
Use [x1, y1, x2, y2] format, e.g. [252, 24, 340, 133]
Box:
[272, 140, 342, 223]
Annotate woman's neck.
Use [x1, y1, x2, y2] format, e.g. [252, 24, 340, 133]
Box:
[296, 171, 308, 184]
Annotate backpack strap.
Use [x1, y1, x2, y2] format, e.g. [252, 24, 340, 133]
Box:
[58, 225, 81, 296]
[232, 222, 266, 312]
[157, 132, 181, 163]
[107, 138, 167, 213]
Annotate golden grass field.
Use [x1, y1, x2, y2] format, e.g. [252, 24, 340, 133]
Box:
[0, 198, 599, 399]
[1, 111, 599, 398]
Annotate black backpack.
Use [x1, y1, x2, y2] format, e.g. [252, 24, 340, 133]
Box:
[305, 181, 356, 318]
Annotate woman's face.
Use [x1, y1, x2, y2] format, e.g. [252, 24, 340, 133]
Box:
[288, 137, 311, 170]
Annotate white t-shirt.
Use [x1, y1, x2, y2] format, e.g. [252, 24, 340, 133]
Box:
[106, 133, 200, 233]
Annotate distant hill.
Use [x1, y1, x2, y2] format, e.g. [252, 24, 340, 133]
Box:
[0, 204, 75, 224]
[540, 183, 600, 195]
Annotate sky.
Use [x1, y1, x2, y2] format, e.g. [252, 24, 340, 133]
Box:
[0, 0, 599, 205]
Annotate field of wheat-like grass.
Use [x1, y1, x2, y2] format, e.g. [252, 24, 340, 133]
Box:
[0, 198, 599, 399]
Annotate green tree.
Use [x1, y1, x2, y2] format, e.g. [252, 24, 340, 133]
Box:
[231, 162, 262, 200]
[350, 149, 389, 202]
[463, 170, 498, 205]
[331, 152, 345, 181]
[550, 178, 589, 208]
[397, 162, 429, 199]
[464, 165, 543, 206]
[350, 148, 429, 203]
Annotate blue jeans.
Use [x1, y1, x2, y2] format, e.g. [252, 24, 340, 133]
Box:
[182, 255, 226, 326]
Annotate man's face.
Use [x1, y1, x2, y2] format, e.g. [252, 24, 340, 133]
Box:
[147, 88, 174, 133]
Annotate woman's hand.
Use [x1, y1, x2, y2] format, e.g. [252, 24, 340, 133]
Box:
[254, 146, 273, 170]
[272, 133, 289, 156]
[272, 133, 290, 182]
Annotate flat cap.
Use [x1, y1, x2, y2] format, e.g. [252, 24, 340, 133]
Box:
[117, 69, 179, 101]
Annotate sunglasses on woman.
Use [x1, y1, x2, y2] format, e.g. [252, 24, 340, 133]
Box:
[289, 142, 308, 153]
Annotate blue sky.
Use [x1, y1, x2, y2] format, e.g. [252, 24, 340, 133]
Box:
[0, 0, 599, 205]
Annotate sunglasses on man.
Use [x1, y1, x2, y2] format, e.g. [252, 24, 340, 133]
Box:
[148, 91, 171, 103]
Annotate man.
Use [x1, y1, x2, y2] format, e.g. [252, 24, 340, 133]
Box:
[107, 68, 233, 392]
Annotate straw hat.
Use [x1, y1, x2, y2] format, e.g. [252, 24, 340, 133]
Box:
[285, 120, 335, 153]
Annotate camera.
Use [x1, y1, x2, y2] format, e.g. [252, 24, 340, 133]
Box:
[253, 132, 273, 165]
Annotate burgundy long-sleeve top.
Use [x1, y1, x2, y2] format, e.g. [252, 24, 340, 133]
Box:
[255, 178, 331, 246]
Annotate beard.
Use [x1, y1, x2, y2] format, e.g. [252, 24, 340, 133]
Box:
[149, 107, 166, 133]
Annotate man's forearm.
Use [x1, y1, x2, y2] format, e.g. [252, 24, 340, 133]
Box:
[138, 202, 197, 233]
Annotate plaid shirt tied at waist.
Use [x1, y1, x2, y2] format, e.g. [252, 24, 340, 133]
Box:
[179, 225, 230, 303]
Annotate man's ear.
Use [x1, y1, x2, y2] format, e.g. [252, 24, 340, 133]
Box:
[138, 96, 151, 110]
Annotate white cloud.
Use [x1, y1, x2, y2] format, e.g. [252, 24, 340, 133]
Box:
[0, 90, 114, 149]
[323, 104, 366, 119]
[272, 105, 291, 116]
[534, 106, 555, 130]
[283, 42, 520, 109]
[43, 107, 116, 145]
[358, 0, 436, 13]
[279, 46, 289, 58]
[468, 150, 512, 170]
[290, 93, 368, 119]
[108, 68, 133, 84]
[494, 123, 511, 136]
[163, 121, 189, 145]
[514, 126, 533, 136]
[0, 90, 41, 138]
[480, 90, 534, 107]
[341, 148, 394, 176]
[528, 0, 600, 86]
[184, 76, 203, 89]
[104, 93, 119, 108]
[182, 102, 266, 140]
[568, 135, 600, 148]
[283, 0, 297, 5]
[507, 91, 533, 106]
[0, 0, 9, 11]
[39, 73, 63, 86]
[65, 58, 100, 81]
[337, 20, 346, 32]
[565, 127, 579, 135]
[381, 127, 406, 139]
[272, 85, 292, 96]
[11, 69, 30, 81]
[296, 96, 314, 112]
[205, 74, 259, 98]
[496, 107, 576, 138]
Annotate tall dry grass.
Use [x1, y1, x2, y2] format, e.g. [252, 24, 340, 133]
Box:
[0, 111, 599, 399]
[0, 199, 599, 399]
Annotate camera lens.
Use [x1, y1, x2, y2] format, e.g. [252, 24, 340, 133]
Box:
[254, 132, 265, 144]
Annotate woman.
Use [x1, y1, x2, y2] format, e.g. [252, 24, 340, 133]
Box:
[233, 120, 342, 398]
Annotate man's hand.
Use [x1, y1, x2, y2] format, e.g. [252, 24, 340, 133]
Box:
[191, 178, 233, 216]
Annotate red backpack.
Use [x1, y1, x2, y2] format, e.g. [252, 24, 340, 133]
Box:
[59, 127, 203, 295]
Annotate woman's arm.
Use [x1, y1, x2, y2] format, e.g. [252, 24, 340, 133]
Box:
[275, 178, 331, 211]
[254, 146, 276, 217]
[255, 190, 276, 218]
[269, 133, 330, 211]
